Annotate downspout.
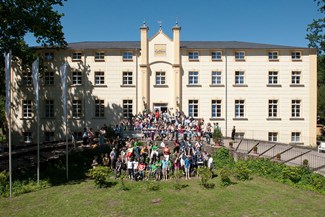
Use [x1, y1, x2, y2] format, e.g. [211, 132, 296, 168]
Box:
[135, 48, 139, 114]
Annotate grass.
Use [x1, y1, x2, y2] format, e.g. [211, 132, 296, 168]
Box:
[1, 175, 325, 217]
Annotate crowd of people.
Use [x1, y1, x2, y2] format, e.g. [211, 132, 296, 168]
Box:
[88, 109, 220, 181]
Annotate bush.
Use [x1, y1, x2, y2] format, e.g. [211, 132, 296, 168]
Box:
[234, 161, 251, 181]
[197, 167, 215, 189]
[213, 147, 235, 169]
[147, 181, 160, 191]
[282, 166, 302, 184]
[87, 166, 110, 188]
[0, 171, 8, 196]
[172, 170, 188, 190]
[220, 167, 232, 186]
[311, 173, 325, 190]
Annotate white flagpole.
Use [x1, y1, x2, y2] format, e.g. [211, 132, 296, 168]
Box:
[60, 63, 68, 180]
[5, 51, 12, 198]
[32, 58, 40, 184]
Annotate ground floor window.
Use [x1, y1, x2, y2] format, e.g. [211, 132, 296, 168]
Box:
[268, 132, 278, 142]
[188, 100, 198, 117]
[291, 132, 301, 142]
[123, 100, 133, 118]
[44, 132, 54, 142]
[72, 100, 82, 118]
[23, 132, 32, 143]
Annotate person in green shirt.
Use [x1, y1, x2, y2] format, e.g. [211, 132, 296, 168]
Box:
[150, 143, 159, 163]
[155, 159, 162, 181]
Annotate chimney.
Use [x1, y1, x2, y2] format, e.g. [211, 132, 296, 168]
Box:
[172, 22, 181, 66]
[140, 22, 149, 66]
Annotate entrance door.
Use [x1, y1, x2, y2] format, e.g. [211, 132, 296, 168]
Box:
[153, 103, 168, 113]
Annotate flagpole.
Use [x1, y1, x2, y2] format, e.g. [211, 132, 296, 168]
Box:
[5, 51, 12, 198]
[60, 63, 68, 180]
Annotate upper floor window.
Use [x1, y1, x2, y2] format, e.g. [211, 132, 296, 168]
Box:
[72, 71, 82, 85]
[291, 100, 301, 118]
[212, 71, 222, 85]
[95, 52, 105, 61]
[268, 99, 278, 118]
[235, 51, 245, 60]
[268, 51, 278, 60]
[268, 71, 278, 85]
[122, 71, 133, 85]
[235, 71, 245, 85]
[72, 52, 82, 61]
[155, 72, 166, 85]
[44, 52, 54, 61]
[44, 100, 54, 118]
[23, 100, 32, 118]
[212, 51, 222, 60]
[123, 100, 133, 118]
[95, 99, 105, 117]
[188, 71, 199, 85]
[291, 71, 301, 84]
[211, 100, 222, 118]
[292, 51, 301, 60]
[72, 100, 82, 118]
[235, 99, 245, 118]
[188, 100, 199, 118]
[123, 52, 133, 61]
[44, 71, 54, 85]
[22, 72, 32, 86]
[95, 71, 105, 85]
[189, 51, 199, 60]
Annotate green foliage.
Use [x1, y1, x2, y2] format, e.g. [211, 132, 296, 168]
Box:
[282, 167, 302, 184]
[172, 170, 188, 190]
[311, 173, 325, 190]
[87, 166, 110, 188]
[318, 86, 325, 122]
[219, 167, 232, 187]
[233, 160, 251, 181]
[147, 181, 160, 191]
[212, 128, 223, 143]
[118, 174, 129, 191]
[0, 171, 8, 196]
[213, 147, 235, 169]
[197, 167, 215, 189]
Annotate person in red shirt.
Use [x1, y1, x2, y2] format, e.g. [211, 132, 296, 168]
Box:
[163, 145, 170, 161]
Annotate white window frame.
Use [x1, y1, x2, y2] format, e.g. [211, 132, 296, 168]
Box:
[23, 132, 32, 143]
[235, 100, 245, 118]
[72, 100, 82, 119]
[235, 51, 245, 60]
[211, 100, 222, 118]
[291, 71, 301, 84]
[212, 51, 222, 60]
[268, 51, 278, 60]
[72, 52, 82, 61]
[291, 100, 301, 118]
[235, 71, 245, 85]
[123, 52, 133, 61]
[292, 51, 301, 60]
[44, 71, 54, 85]
[268, 99, 278, 118]
[268, 132, 278, 142]
[95, 52, 105, 61]
[212, 71, 222, 85]
[155, 71, 166, 85]
[189, 51, 199, 60]
[95, 71, 105, 85]
[122, 71, 133, 85]
[123, 100, 133, 118]
[291, 132, 301, 142]
[189, 100, 199, 118]
[23, 100, 33, 118]
[22, 72, 32, 86]
[95, 99, 105, 117]
[268, 71, 278, 85]
[72, 71, 82, 85]
[188, 71, 199, 85]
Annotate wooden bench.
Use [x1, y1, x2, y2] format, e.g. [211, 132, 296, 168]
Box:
[318, 142, 325, 153]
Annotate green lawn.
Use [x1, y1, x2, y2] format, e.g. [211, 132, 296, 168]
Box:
[1, 176, 325, 217]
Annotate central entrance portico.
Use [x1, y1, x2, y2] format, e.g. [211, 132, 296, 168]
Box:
[153, 103, 168, 113]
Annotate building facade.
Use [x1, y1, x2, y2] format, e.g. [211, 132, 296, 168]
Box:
[10, 24, 317, 146]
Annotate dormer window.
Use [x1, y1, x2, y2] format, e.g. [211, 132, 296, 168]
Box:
[189, 51, 199, 61]
[72, 52, 82, 61]
[235, 51, 245, 60]
[123, 52, 133, 61]
[268, 51, 278, 60]
[44, 52, 54, 61]
[212, 51, 222, 61]
[292, 51, 301, 61]
[95, 52, 105, 61]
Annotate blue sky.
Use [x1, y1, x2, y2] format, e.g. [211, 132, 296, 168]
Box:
[26, 0, 322, 47]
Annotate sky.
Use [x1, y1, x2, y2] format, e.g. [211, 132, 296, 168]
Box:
[25, 0, 323, 48]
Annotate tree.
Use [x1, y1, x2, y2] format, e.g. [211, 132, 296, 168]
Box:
[0, 0, 67, 126]
[306, 0, 325, 124]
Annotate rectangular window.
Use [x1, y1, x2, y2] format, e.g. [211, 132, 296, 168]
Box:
[291, 100, 301, 118]
[95, 99, 105, 117]
[189, 52, 199, 60]
[72, 71, 82, 85]
[212, 71, 222, 84]
[95, 71, 105, 85]
[211, 100, 222, 118]
[123, 52, 133, 60]
[44, 52, 54, 61]
[72, 100, 82, 118]
[291, 132, 301, 142]
[268, 71, 278, 84]
[23, 100, 32, 118]
[188, 71, 199, 85]
[268, 100, 278, 118]
[122, 71, 133, 85]
[22, 72, 32, 86]
[45, 100, 54, 118]
[291, 71, 301, 84]
[235, 71, 245, 84]
[292, 51, 301, 60]
[268, 132, 278, 142]
[235, 100, 245, 118]
[44, 71, 54, 85]
[72, 52, 82, 61]
[235, 132, 245, 139]
[155, 72, 166, 85]
[189, 100, 199, 118]
[123, 100, 133, 118]
[23, 132, 32, 143]
[268, 51, 278, 60]
[95, 52, 105, 61]
[44, 132, 54, 143]
[212, 51, 222, 60]
[235, 51, 245, 60]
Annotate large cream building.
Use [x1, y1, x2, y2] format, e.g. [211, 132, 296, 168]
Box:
[10, 24, 317, 146]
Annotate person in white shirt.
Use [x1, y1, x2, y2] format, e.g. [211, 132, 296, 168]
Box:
[208, 154, 214, 178]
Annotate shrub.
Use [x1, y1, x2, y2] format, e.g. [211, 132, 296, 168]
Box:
[197, 167, 215, 189]
[220, 167, 232, 186]
[0, 171, 8, 196]
[87, 166, 110, 188]
[234, 161, 251, 181]
[147, 181, 160, 191]
[213, 147, 235, 169]
[172, 170, 188, 190]
[282, 166, 302, 184]
[118, 174, 129, 191]
[311, 173, 325, 190]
